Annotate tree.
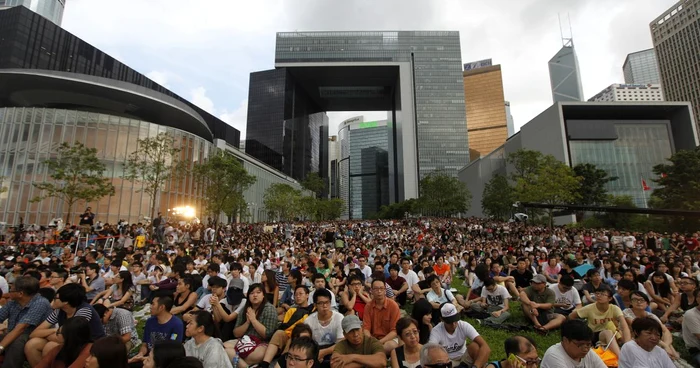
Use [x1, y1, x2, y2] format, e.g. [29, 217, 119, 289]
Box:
[317, 198, 344, 220]
[301, 172, 326, 198]
[514, 155, 581, 228]
[194, 151, 256, 225]
[373, 199, 418, 219]
[297, 196, 318, 220]
[263, 183, 301, 221]
[508, 149, 545, 184]
[418, 172, 471, 216]
[482, 174, 515, 220]
[123, 132, 185, 221]
[30, 142, 115, 222]
[573, 163, 617, 205]
[597, 194, 638, 230]
[650, 146, 700, 231]
[0, 176, 7, 194]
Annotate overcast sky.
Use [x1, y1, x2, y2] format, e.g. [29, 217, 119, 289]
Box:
[62, 0, 676, 141]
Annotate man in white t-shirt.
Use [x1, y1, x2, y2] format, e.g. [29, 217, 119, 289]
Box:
[619, 316, 675, 368]
[358, 256, 372, 281]
[189, 276, 245, 325]
[466, 278, 511, 325]
[549, 276, 582, 316]
[682, 298, 700, 367]
[304, 288, 345, 361]
[399, 258, 419, 300]
[541, 319, 607, 368]
[428, 303, 491, 368]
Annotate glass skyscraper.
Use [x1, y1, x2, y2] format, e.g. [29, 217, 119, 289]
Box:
[0, 0, 64, 25]
[247, 31, 468, 202]
[548, 43, 584, 102]
[623, 48, 661, 85]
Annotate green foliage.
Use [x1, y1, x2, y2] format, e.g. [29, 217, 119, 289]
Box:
[0, 176, 6, 194]
[31, 142, 115, 222]
[123, 133, 186, 220]
[316, 198, 344, 221]
[509, 150, 581, 227]
[594, 195, 636, 230]
[573, 163, 617, 205]
[194, 151, 256, 225]
[301, 172, 326, 198]
[650, 146, 700, 231]
[481, 174, 515, 220]
[373, 199, 419, 219]
[418, 172, 471, 216]
[263, 183, 302, 221]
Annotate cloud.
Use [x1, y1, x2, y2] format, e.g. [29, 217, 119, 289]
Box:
[146, 71, 171, 88]
[189, 87, 215, 115]
[219, 100, 249, 140]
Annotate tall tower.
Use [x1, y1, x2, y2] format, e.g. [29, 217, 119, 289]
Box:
[548, 38, 584, 103]
[0, 0, 65, 26]
[623, 48, 661, 84]
[651, 0, 700, 131]
[462, 61, 508, 161]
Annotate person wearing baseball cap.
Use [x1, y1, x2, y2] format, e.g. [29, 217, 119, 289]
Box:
[428, 303, 491, 368]
[519, 274, 566, 334]
[330, 315, 385, 368]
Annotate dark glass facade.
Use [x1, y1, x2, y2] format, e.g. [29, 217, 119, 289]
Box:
[246, 68, 329, 183]
[0, 6, 240, 146]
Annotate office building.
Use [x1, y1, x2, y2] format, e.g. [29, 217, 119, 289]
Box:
[651, 0, 700, 131]
[505, 101, 515, 137]
[459, 101, 698, 216]
[247, 31, 468, 203]
[0, 6, 301, 224]
[328, 135, 339, 199]
[623, 49, 661, 85]
[463, 61, 508, 161]
[588, 83, 664, 102]
[0, 0, 64, 25]
[337, 116, 389, 219]
[548, 41, 585, 103]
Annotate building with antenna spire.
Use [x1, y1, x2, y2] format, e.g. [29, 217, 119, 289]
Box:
[548, 16, 584, 103]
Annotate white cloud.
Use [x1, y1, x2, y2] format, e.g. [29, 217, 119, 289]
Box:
[219, 100, 249, 140]
[146, 71, 171, 88]
[189, 87, 216, 115]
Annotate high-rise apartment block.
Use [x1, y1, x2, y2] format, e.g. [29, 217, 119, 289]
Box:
[0, 0, 64, 25]
[548, 41, 585, 103]
[589, 84, 664, 102]
[463, 62, 508, 161]
[651, 0, 700, 130]
[623, 49, 661, 84]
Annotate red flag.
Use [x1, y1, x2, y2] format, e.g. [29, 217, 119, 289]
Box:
[642, 178, 651, 191]
[661, 173, 668, 178]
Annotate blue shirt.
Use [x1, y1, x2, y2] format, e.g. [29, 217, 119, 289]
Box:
[143, 315, 184, 350]
[0, 294, 52, 333]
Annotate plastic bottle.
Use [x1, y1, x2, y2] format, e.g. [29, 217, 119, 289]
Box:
[232, 352, 239, 368]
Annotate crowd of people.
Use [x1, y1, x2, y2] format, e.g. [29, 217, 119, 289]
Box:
[0, 213, 698, 368]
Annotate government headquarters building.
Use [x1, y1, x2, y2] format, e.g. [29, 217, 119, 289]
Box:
[0, 5, 303, 226]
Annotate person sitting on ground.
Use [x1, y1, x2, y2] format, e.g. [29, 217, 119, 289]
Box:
[411, 267, 437, 300]
[485, 335, 539, 368]
[581, 269, 610, 305]
[509, 257, 534, 292]
[143, 340, 186, 368]
[84, 335, 129, 368]
[281, 336, 319, 368]
[93, 304, 140, 352]
[300, 287, 344, 365]
[622, 291, 679, 360]
[363, 277, 401, 354]
[259, 285, 315, 367]
[549, 275, 582, 316]
[425, 274, 462, 322]
[519, 274, 566, 334]
[270, 324, 313, 368]
[26, 283, 106, 367]
[619, 316, 676, 368]
[569, 288, 631, 358]
[170, 276, 199, 317]
[0, 276, 53, 368]
[428, 303, 491, 368]
[489, 261, 520, 298]
[340, 274, 371, 318]
[184, 310, 233, 368]
[466, 277, 511, 325]
[128, 296, 184, 366]
[331, 315, 386, 368]
[418, 343, 452, 368]
[224, 283, 280, 367]
[540, 319, 607, 368]
[390, 317, 423, 368]
[90, 270, 135, 311]
[36, 317, 93, 368]
[660, 275, 698, 326]
[682, 289, 700, 367]
[410, 298, 433, 344]
[309, 273, 338, 310]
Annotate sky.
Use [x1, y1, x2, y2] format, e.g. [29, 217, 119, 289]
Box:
[61, 0, 677, 141]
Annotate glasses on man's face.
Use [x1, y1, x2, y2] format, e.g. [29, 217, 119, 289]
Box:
[316, 300, 331, 307]
[567, 339, 592, 350]
[516, 355, 542, 367]
[371, 287, 385, 292]
[631, 297, 647, 304]
[423, 363, 452, 368]
[350, 282, 362, 287]
[285, 354, 312, 364]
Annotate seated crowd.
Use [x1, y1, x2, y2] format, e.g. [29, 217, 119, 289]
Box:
[0, 218, 698, 368]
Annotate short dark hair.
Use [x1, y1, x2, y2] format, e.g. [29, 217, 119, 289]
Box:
[425, 274, 439, 285]
[289, 270, 302, 282]
[396, 317, 419, 338]
[311, 273, 326, 283]
[617, 279, 637, 291]
[422, 266, 434, 275]
[294, 285, 310, 295]
[560, 275, 574, 287]
[207, 276, 227, 288]
[388, 264, 400, 272]
[207, 263, 220, 273]
[154, 296, 174, 312]
[560, 319, 593, 341]
[371, 276, 385, 287]
[630, 290, 649, 304]
[504, 335, 537, 356]
[313, 287, 332, 304]
[57, 283, 86, 308]
[93, 303, 109, 319]
[631, 316, 663, 337]
[190, 310, 220, 338]
[152, 340, 186, 368]
[230, 262, 243, 272]
[288, 336, 319, 362]
[86, 263, 100, 272]
[483, 278, 496, 288]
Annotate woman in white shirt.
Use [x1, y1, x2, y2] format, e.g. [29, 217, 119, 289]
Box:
[619, 316, 676, 368]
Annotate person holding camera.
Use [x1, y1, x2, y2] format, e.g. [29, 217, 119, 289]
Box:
[78, 207, 95, 231]
[80, 264, 106, 302]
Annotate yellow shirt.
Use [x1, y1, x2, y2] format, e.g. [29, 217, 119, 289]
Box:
[577, 303, 623, 332]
